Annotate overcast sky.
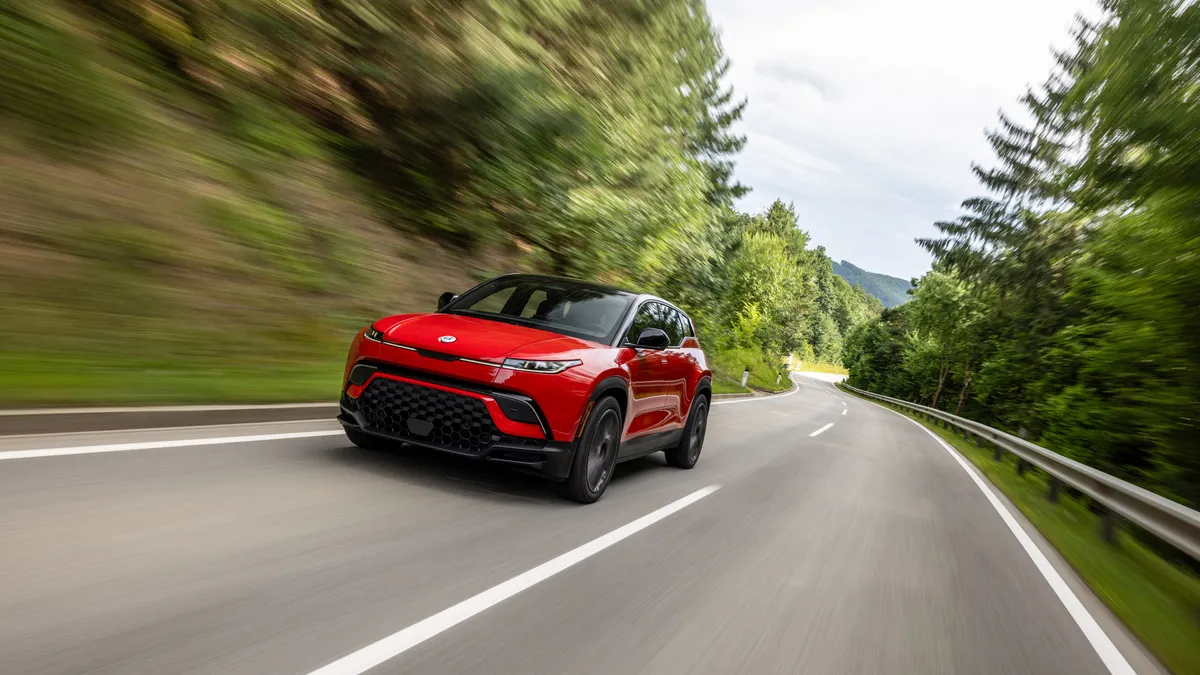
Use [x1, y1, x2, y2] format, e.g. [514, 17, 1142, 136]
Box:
[706, 0, 1093, 280]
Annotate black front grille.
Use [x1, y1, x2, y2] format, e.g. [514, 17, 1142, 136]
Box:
[358, 378, 500, 454]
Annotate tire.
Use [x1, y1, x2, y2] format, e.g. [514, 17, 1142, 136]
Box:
[344, 427, 384, 450]
[561, 396, 623, 504]
[665, 394, 708, 469]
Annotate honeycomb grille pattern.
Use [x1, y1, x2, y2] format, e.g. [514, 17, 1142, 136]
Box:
[358, 378, 499, 454]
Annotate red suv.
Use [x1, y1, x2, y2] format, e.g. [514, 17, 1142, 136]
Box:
[339, 274, 712, 502]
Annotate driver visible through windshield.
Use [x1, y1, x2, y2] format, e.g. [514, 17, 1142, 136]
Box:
[443, 276, 635, 344]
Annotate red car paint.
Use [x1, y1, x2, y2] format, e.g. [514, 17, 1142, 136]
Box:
[342, 310, 710, 444]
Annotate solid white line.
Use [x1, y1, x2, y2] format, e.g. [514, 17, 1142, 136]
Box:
[0, 430, 345, 461]
[877, 406, 1136, 675]
[841, 409, 847, 416]
[0, 401, 335, 416]
[304, 484, 722, 675]
[809, 422, 834, 437]
[9, 375, 801, 459]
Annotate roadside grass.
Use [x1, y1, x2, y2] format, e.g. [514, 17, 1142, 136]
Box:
[842, 386, 1200, 675]
[0, 352, 343, 406]
[793, 361, 848, 376]
[709, 347, 790, 393]
[711, 378, 751, 395]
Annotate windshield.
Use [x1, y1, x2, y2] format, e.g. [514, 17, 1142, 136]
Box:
[444, 277, 635, 344]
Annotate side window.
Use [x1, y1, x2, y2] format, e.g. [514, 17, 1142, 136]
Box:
[671, 309, 693, 342]
[657, 305, 683, 346]
[625, 303, 658, 344]
[626, 302, 690, 345]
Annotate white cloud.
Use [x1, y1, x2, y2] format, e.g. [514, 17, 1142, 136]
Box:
[707, 0, 1095, 278]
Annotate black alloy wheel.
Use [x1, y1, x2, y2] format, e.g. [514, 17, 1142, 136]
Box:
[586, 408, 620, 492]
[562, 396, 623, 503]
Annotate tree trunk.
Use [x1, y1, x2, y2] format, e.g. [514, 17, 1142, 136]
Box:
[955, 369, 972, 416]
[932, 359, 949, 409]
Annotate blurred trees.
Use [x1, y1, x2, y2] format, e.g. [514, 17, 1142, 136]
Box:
[844, 0, 1200, 507]
[0, 0, 877, 403]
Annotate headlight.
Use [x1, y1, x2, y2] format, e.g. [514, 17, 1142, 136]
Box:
[501, 358, 582, 374]
[365, 325, 385, 342]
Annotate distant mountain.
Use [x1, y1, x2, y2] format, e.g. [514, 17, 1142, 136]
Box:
[832, 260, 912, 308]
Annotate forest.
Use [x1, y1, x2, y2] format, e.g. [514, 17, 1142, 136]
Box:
[843, 0, 1199, 509]
[0, 0, 878, 402]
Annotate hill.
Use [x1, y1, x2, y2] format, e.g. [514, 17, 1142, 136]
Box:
[0, 1, 878, 405]
[831, 261, 912, 308]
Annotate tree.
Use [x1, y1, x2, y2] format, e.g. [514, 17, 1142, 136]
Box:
[905, 272, 972, 409]
[842, 0, 1200, 510]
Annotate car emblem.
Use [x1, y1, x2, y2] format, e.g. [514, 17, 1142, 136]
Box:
[438, 335, 457, 343]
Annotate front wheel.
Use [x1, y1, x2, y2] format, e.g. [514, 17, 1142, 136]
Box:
[665, 395, 708, 469]
[561, 397, 623, 504]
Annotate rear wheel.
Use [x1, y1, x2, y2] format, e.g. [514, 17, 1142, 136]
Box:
[665, 395, 708, 469]
[561, 397, 623, 503]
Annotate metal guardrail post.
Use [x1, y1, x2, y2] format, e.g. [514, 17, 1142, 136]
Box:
[1101, 510, 1119, 544]
[1048, 477, 1062, 503]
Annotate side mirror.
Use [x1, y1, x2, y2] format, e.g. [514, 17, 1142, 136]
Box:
[437, 291, 457, 310]
[633, 328, 670, 349]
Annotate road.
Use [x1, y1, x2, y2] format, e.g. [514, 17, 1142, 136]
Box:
[0, 376, 1162, 675]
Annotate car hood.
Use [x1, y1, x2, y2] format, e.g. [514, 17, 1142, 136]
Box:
[376, 313, 600, 362]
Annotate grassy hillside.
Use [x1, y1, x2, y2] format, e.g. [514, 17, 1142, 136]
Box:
[0, 34, 521, 405]
[832, 260, 912, 308]
[0, 1, 881, 407]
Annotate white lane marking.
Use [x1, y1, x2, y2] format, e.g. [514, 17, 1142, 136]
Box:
[0, 430, 344, 461]
[809, 423, 834, 437]
[877, 406, 1136, 675]
[711, 380, 800, 406]
[9, 375, 803, 460]
[841, 409, 847, 416]
[0, 401, 334, 416]
[304, 484, 722, 675]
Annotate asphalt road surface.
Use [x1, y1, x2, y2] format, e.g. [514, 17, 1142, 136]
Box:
[0, 376, 1165, 675]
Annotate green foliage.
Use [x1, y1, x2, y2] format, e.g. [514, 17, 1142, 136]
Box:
[846, 0, 1200, 512]
[709, 346, 789, 392]
[0, 0, 882, 405]
[0, 2, 134, 151]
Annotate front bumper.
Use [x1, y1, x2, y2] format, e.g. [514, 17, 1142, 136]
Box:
[339, 365, 575, 480]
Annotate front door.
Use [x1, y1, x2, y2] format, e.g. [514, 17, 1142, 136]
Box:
[622, 302, 684, 444]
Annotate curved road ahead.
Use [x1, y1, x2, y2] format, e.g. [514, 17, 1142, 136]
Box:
[0, 376, 1163, 675]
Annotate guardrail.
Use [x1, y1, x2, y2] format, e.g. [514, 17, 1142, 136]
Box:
[839, 382, 1200, 563]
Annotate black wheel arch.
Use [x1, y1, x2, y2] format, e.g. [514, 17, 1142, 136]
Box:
[574, 375, 629, 442]
[587, 375, 630, 421]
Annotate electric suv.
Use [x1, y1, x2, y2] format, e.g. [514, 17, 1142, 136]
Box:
[339, 274, 712, 503]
